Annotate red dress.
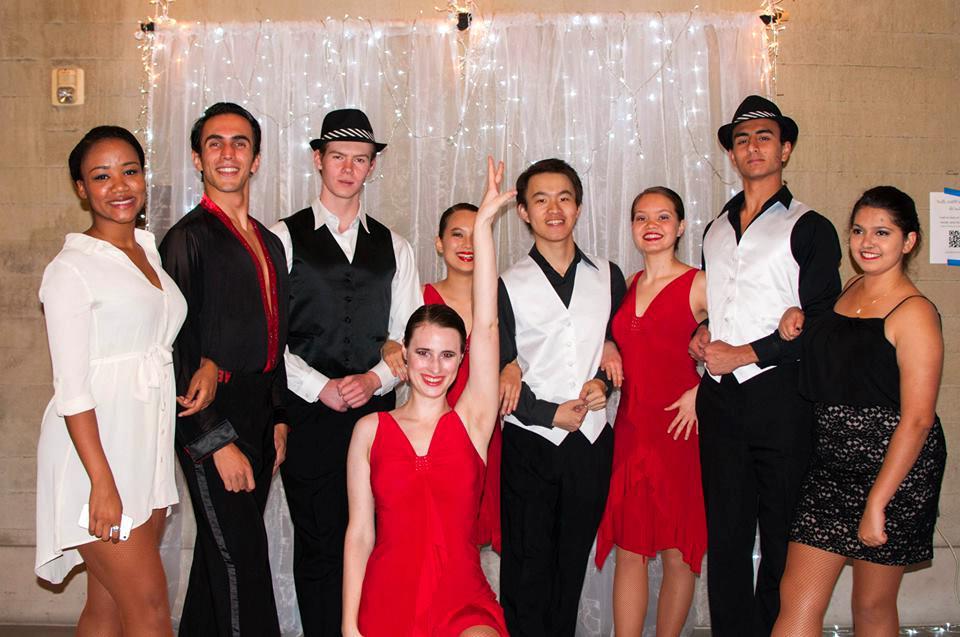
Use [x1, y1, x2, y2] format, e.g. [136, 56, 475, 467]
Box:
[595, 268, 707, 573]
[423, 283, 502, 552]
[357, 411, 508, 636]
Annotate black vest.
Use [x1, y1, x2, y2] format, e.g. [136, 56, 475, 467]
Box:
[284, 207, 396, 378]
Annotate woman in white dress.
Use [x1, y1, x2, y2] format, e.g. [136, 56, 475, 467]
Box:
[36, 126, 199, 635]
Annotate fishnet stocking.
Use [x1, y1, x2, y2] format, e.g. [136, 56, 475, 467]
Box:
[772, 542, 845, 637]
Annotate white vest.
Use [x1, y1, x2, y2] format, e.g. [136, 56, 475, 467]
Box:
[502, 254, 611, 445]
[703, 198, 810, 383]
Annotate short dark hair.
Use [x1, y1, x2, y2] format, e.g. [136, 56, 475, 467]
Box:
[515, 158, 583, 209]
[68, 126, 145, 182]
[850, 186, 922, 267]
[438, 203, 479, 236]
[190, 102, 262, 156]
[631, 186, 685, 221]
[403, 304, 467, 353]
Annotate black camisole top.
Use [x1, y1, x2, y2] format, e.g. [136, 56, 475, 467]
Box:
[798, 288, 936, 411]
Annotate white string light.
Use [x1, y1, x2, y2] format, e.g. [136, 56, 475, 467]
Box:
[759, 0, 788, 94]
[140, 11, 771, 274]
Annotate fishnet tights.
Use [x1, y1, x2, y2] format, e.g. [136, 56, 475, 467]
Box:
[773, 541, 905, 637]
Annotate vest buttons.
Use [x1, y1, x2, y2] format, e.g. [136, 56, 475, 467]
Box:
[344, 316, 352, 323]
[344, 337, 351, 344]
[345, 296, 352, 303]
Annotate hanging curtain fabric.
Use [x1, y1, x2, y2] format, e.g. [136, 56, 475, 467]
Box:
[147, 12, 768, 636]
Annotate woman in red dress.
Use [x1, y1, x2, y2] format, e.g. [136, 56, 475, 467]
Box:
[596, 187, 708, 636]
[382, 202, 524, 551]
[343, 159, 514, 637]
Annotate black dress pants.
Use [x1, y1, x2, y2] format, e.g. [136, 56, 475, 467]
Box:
[500, 423, 613, 637]
[177, 372, 280, 637]
[697, 365, 813, 637]
[280, 390, 394, 637]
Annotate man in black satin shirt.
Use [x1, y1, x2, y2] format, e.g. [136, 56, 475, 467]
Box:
[160, 102, 288, 637]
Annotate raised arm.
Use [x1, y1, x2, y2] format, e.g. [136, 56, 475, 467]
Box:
[458, 157, 515, 446]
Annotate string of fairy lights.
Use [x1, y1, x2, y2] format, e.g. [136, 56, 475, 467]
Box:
[759, 0, 788, 95]
[134, 3, 756, 184]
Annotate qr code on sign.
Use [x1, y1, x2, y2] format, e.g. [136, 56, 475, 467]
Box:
[950, 230, 960, 249]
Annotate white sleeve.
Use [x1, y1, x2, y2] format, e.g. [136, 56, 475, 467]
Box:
[371, 233, 421, 395]
[284, 346, 331, 403]
[39, 260, 97, 417]
[268, 220, 294, 273]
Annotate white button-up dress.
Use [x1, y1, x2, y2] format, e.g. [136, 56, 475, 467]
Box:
[35, 230, 187, 584]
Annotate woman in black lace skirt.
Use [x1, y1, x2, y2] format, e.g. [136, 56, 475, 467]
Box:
[771, 186, 946, 636]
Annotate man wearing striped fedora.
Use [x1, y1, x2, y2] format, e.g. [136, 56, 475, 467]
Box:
[689, 95, 841, 635]
[270, 108, 421, 636]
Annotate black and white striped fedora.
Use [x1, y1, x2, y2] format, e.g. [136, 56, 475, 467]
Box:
[717, 95, 798, 150]
[310, 108, 387, 153]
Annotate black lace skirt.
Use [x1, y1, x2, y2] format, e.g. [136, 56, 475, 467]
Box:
[790, 403, 946, 565]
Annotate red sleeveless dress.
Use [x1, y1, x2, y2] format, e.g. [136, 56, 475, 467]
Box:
[423, 283, 502, 552]
[357, 411, 508, 636]
[595, 269, 707, 573]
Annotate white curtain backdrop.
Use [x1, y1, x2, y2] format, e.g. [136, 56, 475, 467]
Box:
[147, 12, 769, 636]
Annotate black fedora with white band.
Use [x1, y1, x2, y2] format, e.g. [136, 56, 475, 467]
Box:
[717, 95, 798, 150]
[309, 108, 387, 154]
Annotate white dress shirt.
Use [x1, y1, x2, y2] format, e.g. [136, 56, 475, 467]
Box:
[269, 196, 421, 402]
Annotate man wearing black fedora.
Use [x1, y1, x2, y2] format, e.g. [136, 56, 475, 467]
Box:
[689, 95, 841, 635]
[270, 108, 420, 636]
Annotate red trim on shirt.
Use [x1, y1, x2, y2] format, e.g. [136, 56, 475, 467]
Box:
[200, 194, 280, 372]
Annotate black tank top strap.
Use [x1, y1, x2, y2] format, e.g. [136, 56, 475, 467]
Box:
[883, 294, 929, 319]
[837, 275, 865, 300]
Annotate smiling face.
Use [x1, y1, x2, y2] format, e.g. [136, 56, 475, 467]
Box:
[518, 172, 581, 244]
[403, 323, 464, 399]
[436, 208, 478, 275]
[192, 113, 261, 196]
[631, 192, 684, 255]
[849, 205, 917, 274]
[728, 118, 792, 182]
[74, 138, 146, 230]
[316, 140, 376, 202]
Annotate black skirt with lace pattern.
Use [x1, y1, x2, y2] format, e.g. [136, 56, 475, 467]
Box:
[790, 403, 946, 565]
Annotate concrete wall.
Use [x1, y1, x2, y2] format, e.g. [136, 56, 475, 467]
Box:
[1, 0, 957, 627]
